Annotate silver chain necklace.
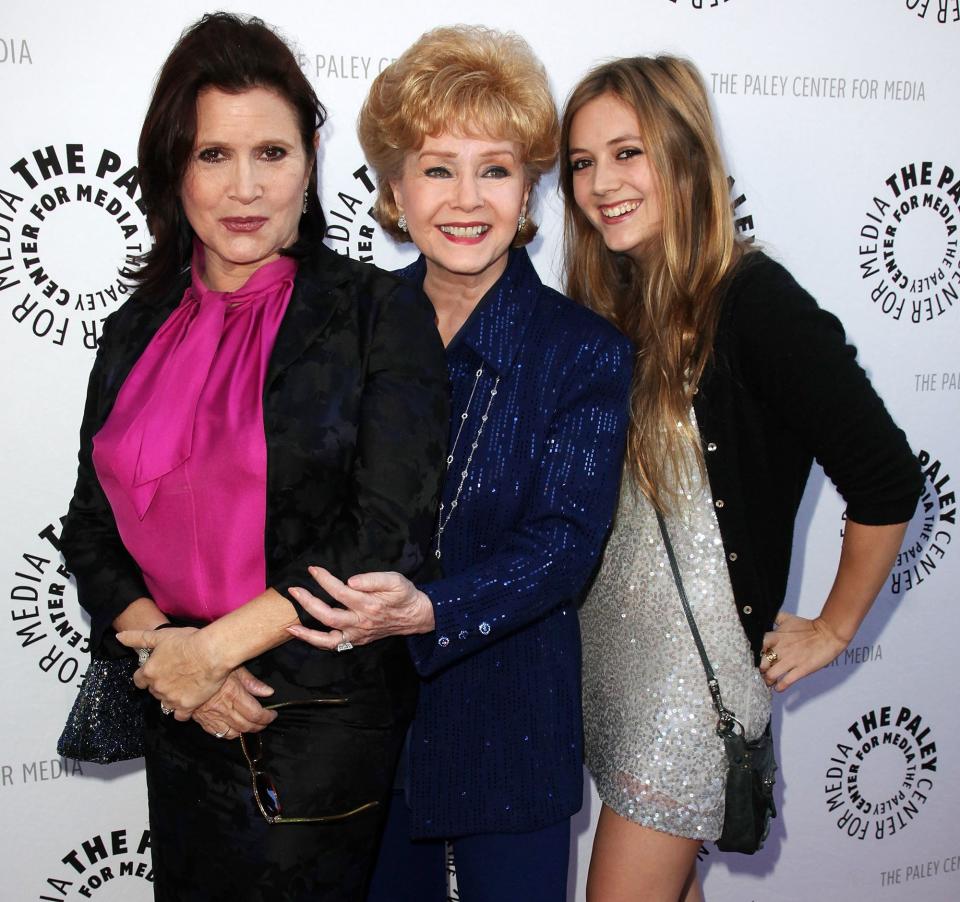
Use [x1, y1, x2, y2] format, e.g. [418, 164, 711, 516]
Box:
[434, 364, 499, 559]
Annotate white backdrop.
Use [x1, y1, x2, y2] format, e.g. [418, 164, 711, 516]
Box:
[2, 2, 958, 900]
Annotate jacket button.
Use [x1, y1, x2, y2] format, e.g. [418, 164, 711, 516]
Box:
[438, 635, 450, 648]
[742, 605, 753, 615]
[707, 442, 717, 452]
[715, 499, 725, 509]
[728, 552, 738, 562]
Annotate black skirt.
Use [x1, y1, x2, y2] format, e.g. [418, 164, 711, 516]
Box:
[144, 637, 416, 901]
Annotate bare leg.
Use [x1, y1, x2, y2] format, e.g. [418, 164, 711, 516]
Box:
[586, 803, 702, 902]
[680, 861, 704, 902]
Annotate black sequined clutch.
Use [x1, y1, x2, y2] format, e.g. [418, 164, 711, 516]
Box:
[57, 655, 145, 764]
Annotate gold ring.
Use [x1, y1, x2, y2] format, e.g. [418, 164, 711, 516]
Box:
[763, 650, 779, 665]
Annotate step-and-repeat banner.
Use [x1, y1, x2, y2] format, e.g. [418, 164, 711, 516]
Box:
[2, 2, 957, 900]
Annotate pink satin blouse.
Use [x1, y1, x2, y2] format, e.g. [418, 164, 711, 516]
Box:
[92, 247, 297, 621]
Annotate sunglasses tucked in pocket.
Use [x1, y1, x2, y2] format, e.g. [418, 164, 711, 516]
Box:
[240, 697, 397, 825]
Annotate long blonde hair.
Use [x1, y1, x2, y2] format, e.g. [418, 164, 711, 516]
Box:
[560, 56, 748, 512]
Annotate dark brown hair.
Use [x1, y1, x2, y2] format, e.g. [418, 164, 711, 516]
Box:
[134, 12, 326, 297]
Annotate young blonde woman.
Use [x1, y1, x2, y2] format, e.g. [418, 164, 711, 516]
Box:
[560, 56, 922, 902]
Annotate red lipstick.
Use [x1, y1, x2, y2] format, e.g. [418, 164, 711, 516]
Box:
[436, 222, 491, 245]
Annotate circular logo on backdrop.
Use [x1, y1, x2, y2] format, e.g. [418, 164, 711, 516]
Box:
[667, 0, 731, 8]
[857, 160, 959, 325]
[728, 174, 756, 244]
[38, 827, 152, 899]
[904, 0, 960, 25]
[0, 143, 148, 350]
[322, 161, 418, 272]
[5, 518, 89, 686]
[323, 162, 382, 264]
[881, 448, 954, 595]
[824, 705, 938, 841]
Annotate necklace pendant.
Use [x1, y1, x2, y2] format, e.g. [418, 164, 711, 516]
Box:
[432, 367, 498, 568]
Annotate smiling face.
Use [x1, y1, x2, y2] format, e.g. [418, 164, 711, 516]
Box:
[567, 92, 663, 261]
[390, 132, 530, 294]
[180, 86, 313, 291]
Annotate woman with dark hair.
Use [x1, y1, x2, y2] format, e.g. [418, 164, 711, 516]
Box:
[560, 56, 921, 901]
[60, 13, 447, 900]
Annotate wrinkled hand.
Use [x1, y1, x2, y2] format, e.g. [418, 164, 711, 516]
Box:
[759, 611, 848, 692]
[287, 566, 435, 651]
[116, 626, 229, 719]
[191, 666, 276, 740]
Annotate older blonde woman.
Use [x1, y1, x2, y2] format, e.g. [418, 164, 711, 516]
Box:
[287, 26, 632, 901]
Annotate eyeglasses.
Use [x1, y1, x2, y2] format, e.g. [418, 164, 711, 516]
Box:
[239, 697, 380, 825]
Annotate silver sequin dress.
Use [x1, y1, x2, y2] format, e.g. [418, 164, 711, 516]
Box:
[580, 430, 770, 841]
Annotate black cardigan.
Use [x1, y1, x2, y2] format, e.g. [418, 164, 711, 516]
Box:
[61, 243, 449, 686]
[693, 252, 922, 661]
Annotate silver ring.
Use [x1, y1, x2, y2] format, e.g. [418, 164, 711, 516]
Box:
[137, 647, 151, 667]
[214, 730, 226, 739]
[336, 631, 354, 653]
[160, 704, 173, 716]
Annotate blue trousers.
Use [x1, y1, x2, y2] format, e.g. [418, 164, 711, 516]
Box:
[366, 791, 570, 902]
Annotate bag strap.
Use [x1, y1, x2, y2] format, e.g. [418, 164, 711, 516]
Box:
[655, 508, 740, 733]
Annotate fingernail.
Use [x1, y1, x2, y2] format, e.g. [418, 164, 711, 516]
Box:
[289, 588, 302, 599]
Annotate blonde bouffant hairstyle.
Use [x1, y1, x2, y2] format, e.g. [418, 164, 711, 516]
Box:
[560, 56, 749, 513]
[357, 25, 559, 245]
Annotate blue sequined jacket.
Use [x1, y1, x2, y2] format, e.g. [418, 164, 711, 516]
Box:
[401, 248, 633, 837]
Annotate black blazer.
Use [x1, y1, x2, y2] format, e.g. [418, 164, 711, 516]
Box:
[61, 243, 449, 692]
